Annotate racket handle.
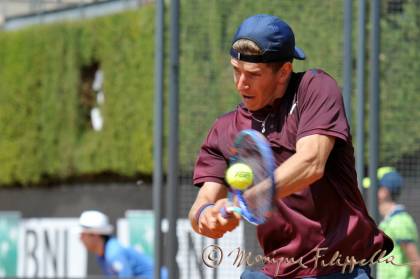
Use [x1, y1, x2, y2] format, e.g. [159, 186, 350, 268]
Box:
[220, 206, 241, 219]
[220, 207, 232, 219]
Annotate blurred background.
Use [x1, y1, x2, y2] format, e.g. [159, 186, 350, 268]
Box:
[0, 0, 419, 278]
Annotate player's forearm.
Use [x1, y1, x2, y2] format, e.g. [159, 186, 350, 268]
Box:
[274, 152, 324, 198]
[410, 261, 420, 279]
[412, 266, 420, 279]
[274, 135, 335, 198]
[402, 243, 420, 278]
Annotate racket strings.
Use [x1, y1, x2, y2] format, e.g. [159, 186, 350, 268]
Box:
[236, 137, 273, 222]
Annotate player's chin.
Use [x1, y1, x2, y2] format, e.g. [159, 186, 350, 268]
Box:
[242, 100, 259, 111]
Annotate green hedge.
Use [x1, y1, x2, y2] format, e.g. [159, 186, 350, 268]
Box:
[0, 0, 419, 186]
[379, 0, 420, 163]
[0, 7, 155, 185]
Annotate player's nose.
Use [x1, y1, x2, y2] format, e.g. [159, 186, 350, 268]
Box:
[236, 74, 250, 91]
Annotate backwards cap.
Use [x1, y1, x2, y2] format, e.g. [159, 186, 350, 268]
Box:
[230, 14, 305, 63]
[363, 167, 404, 195]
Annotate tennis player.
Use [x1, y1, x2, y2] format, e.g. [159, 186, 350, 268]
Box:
[189, 14, 393, 278]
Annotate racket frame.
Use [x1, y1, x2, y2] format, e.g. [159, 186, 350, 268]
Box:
[225, 129, 276, 225]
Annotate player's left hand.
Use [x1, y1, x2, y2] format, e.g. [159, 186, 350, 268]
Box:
[213, 198, 241, 232]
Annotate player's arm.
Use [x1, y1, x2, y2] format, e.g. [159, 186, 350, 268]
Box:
[274, 134, 335, 198]
[401, 242, 420, 279]
[189, 182, 227, 234]
[189, 182, 239, 239]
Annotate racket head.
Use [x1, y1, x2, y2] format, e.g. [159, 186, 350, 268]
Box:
[230, 129, 276, 225]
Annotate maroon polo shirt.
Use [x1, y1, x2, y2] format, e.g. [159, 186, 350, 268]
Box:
[193, 69, 393, 278]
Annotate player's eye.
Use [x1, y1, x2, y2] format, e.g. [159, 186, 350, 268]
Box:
[251, 71, 261, 76]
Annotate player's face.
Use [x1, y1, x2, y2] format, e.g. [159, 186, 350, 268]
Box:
[377, 187, 391, 203]
[80, 232, 98, 252]
[230, 58, 290, 111]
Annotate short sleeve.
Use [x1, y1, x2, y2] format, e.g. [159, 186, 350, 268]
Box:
[296, 70, 350, 142]
[390, 214, 418, 244]
[193, 123, 228, 187]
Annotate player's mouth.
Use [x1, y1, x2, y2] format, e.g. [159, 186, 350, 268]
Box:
[242, 95, 254, 100]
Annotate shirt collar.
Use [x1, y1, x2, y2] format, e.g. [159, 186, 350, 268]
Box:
[384, 204, 405, 221]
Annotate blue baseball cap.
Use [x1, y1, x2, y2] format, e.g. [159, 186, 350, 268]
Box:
[230, 14, 306, 63]
[363, 167, 404, 195]
[380, 171, 404, 194]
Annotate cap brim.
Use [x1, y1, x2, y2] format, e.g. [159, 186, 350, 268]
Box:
[294, 47, 305, 60]
[73, 225, 114, 235]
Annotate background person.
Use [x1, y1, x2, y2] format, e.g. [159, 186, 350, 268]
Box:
[78, 210, 166, 279]
[364, 167, 420, 279]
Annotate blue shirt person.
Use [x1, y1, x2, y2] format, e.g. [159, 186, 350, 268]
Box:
[78, 210, 167, 279]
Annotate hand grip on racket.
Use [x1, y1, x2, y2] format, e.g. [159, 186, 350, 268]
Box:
[220, 190, 247, 218]
[221, 129, 276, 225]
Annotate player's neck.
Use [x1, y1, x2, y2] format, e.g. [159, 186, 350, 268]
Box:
[379, 201, 397, 218]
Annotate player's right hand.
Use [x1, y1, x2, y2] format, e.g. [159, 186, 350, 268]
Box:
[197, 199, 240, 239]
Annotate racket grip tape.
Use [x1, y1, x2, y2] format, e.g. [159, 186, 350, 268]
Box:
[221, 206, 242, 219]
[220, 207, 232, 219]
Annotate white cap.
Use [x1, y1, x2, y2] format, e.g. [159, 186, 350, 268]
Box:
[78, 210, 114, 235]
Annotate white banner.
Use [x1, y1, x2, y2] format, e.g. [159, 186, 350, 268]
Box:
[17, 218, 86, 278]
[121, 211, 244, 279]
[0, 214, 245, 278]
[176, 219, 244, 279]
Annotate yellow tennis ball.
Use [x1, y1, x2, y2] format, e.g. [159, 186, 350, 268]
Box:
[226, 163, 253, 190]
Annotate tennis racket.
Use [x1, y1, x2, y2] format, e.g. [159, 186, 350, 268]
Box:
[221, 129, 276, 225]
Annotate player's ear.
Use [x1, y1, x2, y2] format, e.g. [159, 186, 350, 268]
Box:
[282, 62, 293, 75]
[278, 62, 292, 83]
